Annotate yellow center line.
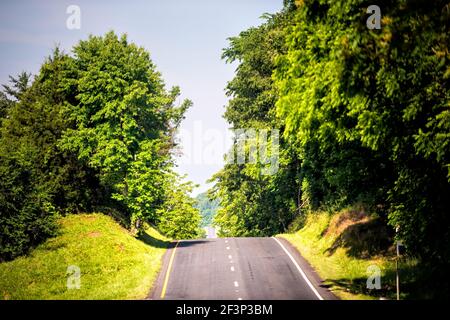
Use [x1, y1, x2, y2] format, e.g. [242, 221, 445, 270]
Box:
[160, 240, 180, 299]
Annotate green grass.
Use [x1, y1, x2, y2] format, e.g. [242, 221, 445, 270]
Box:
[0, 213, 170, 300]
[279, 209, 419, 300]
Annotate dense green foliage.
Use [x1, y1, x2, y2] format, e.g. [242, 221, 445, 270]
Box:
[276, 0, 450, 286]
[157, 176, 202, 239]
[194, 192, 220, 227]
[0, 32, 200, 260]
[0, 56, 97, 260]
[58, 32, 193, 228]
[212, 0, 449, 296]
[211, 9, 300, 237]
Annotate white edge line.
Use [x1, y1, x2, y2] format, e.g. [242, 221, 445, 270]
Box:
[272, 237, 324, 300]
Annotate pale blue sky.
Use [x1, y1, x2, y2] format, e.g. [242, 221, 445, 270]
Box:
[0, 0, 283, 195]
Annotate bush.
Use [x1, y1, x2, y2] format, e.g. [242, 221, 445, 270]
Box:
[0, 159, 58, 261]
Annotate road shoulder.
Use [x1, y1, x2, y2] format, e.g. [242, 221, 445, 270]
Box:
[274, 237, 339, 300]
[147, 241, 178, 300]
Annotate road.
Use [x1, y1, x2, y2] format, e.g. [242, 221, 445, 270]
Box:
[150, 237, 336, 300]
[203, 226, 217, 238]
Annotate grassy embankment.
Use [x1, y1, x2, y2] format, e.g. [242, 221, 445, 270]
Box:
[279, 208, 423, 300]
[0, 213, 170, 300]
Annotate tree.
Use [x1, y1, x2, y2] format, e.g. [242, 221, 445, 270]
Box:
[157, 175, 202, 239]
[0, 72, 31, 128]
[211, 8, 299, 237]
[59, 32, 192, 227]
[274, 0, 450, 292]
[0, 50, 97, 260]
[213, 0, 449, 296]
[2, 71, 31, 101]
[1, 32, 195, 259]
[194, 192, 220, 227]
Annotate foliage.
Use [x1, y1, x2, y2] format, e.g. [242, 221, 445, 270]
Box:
[156, 175, 202, 239]
[1, 72, 31, 101]
[0, 214, 170, 299]
[280, 209, 426, 300]
[213, 0, 449, 296]
[0, 72, 30, 125]
[0, 52, 95, 261]
[59, 32, 192, 227]
[211, 8, 299, 237]
[0, 32, 198, 260]
[194, 192, 220, 227]
[274, 0, 450, 278]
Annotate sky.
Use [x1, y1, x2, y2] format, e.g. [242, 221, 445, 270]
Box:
[0, 0, 284, 196]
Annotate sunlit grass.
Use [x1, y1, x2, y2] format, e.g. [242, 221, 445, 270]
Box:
[0, 213, 170, 300]
[279, 210, 419, 300]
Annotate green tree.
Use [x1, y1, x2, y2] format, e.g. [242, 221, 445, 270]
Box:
[2, 71, 31, 101]
[0, 92, 11, 127]
[194, 192, 220, 227]
[0, 72, 31, 128]
[274, 0, 450, 293]
[1, 32, 196, 260]
[157, 175, 202, 239]
[211, 8, 299, 237]
[59, 32, 192, 227]
[213, 0, 449, 296]
[0, 51, 97, 260]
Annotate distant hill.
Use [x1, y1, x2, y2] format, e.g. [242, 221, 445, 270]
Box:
[195, 192, 220, 227]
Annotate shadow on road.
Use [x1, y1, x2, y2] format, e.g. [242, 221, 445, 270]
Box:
[138, 234, 212, 249]
[177, 240, 211, 248]
[138, 231, 172, 249]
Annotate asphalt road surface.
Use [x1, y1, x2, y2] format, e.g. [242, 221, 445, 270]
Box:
[150, 237, 336, 300]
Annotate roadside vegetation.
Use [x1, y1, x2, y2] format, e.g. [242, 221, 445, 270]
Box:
[0, 213, 169, 300]
[0, 31, 201, 264]
[280, 208, 427, 300]
[212, 0, 449, 299]
[0, 31, 202, 299]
